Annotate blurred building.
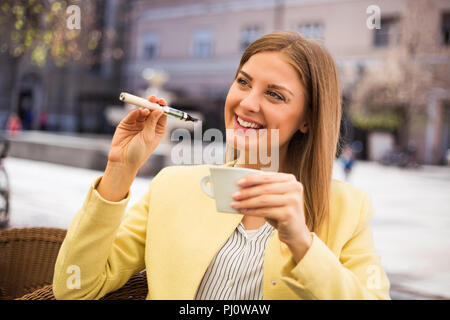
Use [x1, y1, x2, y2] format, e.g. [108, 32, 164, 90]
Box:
[1, 0, 448, 164]
[125, 0, 450, 164]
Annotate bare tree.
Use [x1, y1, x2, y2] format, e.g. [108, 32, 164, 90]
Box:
[349, 0, 439, 148]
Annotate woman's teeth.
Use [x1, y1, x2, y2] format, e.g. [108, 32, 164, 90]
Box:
[237, 116, 263, 129]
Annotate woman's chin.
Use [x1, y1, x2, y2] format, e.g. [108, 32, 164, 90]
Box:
[226, 129, 279, 154]
[227, 135, 257, 148]
[228, 139, 276, 158]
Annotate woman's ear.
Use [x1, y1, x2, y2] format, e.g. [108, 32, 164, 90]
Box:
[298, 109, 309, 134]
[299, 122, 308, 134]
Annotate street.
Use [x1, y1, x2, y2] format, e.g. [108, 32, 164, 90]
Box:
[3, 157, 450, 300]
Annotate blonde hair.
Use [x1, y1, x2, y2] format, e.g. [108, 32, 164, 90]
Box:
[225, 31, 342, 233]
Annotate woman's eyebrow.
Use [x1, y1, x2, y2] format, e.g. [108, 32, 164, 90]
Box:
[239, 70, 254, 81]
[239, 70, 294, 97]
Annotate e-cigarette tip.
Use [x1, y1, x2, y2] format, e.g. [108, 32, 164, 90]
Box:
[186, 114, 199, 122]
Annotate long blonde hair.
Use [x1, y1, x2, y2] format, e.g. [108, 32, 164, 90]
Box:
[225, 31, 342, 234]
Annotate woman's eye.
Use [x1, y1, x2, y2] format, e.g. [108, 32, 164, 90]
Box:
[236, 78, 285, 101]
[237, 78, 248, 86]
[267, 91, 285, 101]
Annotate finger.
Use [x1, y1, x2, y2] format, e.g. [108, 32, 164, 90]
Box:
[143, 108, 165, 135]
[157, 98, 167, 106]
[136, 107, 150, 122]
[121, 108, 146, 125]
[148, 96, 167, 106]
[237, 172, 294, 187]
[232, 181, 298, 200]
[231, 194, 295, 210]
[238, 206, 283, 220]
[155, 109, 167, 128]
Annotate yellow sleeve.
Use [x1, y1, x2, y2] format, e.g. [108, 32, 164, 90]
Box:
[53, 174, 154, 300]
[280, 192, 391, 300]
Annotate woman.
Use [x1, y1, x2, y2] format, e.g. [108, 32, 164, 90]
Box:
[53, 31, 391, 300]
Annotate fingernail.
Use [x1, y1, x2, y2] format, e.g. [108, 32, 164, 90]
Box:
[237, 178, 245, 185]
[231, 191, 240, 198]
[230, 201, 239, 207]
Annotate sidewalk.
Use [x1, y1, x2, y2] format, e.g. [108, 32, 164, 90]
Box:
[333, 161, 450, 299]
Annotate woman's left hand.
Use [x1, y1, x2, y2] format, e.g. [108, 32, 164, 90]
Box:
[230, 172, 313, 262]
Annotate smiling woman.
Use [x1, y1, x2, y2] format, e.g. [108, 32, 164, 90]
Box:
[52, 31, 391, 301]
[225, 32, 341, 234]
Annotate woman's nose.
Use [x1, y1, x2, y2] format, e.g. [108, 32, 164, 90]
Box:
[239, 89, 262, 113]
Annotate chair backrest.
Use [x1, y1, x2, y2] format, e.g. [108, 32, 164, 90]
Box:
[0, 227, 67, 300]
[17, 270, 148, 300]
[2, 227, 149, 300]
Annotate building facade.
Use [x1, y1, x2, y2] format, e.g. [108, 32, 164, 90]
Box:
[1, 0, 448, 164]
[125, 0, 450, 164]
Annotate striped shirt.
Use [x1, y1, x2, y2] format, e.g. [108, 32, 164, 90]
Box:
[195, 221, 275, 300]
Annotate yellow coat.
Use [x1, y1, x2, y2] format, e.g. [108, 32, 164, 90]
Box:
[53, 160, 391, 300]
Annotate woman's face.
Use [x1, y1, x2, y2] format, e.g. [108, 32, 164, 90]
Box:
[224, 51, 308, 166]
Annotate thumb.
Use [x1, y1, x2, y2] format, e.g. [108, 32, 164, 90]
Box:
[120, 108, 141, 125]
[143, 108, 164, 134]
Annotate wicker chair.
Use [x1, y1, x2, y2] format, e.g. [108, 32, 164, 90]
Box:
[0, 227, 148, 300]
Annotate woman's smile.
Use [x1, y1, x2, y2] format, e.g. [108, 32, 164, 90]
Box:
[233, 113, 266, 132]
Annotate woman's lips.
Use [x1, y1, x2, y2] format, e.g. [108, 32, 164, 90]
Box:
[233, 114, 264, 132]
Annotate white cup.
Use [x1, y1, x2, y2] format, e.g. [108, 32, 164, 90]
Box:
[200, 166, 263, 213]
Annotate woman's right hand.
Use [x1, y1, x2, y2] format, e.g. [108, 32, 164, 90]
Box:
[107, 95, 168, 172]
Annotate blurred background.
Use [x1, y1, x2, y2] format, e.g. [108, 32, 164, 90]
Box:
[0, 0, 449, 300]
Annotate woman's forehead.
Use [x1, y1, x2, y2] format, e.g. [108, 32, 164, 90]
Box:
[241, 52, 303, 91]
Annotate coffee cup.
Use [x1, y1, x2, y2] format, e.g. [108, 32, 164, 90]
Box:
[200, 166, 263, 213]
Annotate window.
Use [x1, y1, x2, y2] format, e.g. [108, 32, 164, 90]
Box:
[442, 12, 450, 46]
[193, 29, 214, 58]
[373, 17, 400, 47]
[240, 26, 261, 52]
[298, 22, 323, 40]
[142, 33, 159, 59]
